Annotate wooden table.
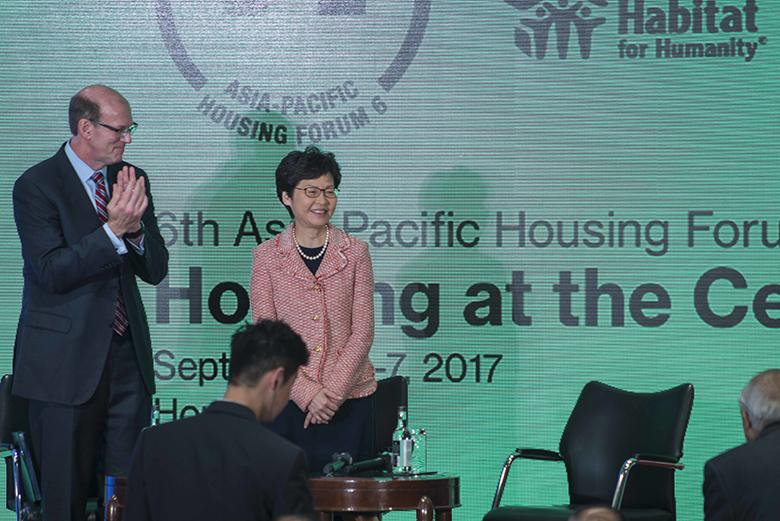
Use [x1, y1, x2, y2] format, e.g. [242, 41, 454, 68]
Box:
[309, 474, 460, 521]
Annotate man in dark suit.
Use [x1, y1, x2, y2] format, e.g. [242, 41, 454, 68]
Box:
[703, 369, 780, 520]
[12, 84, 169, 520]
[124, 320, 315, 521]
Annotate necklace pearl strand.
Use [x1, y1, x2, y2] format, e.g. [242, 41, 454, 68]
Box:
[293, 224, 330, 261]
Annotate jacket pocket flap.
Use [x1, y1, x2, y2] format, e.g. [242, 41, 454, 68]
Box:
[25, 310, 72, 334]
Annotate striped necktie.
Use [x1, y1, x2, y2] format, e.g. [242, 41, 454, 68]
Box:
[92, 171, 130, 336]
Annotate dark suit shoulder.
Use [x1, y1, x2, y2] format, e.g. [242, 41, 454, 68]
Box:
[143, 402, 302, 458]
[704, 428, 780, 520]
[705, 440, 754, 491]
[708, 427, 780, 470]
[16, 148, 68, 187]
[13, 149, 72, 215]
[132, 402, 311, 521]
[706, 441, 747, 469]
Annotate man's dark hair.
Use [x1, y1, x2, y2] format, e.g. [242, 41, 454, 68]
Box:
[275, 145, 342, 218]
[68, 92, 101, 135]
[228, 320, 309, 386]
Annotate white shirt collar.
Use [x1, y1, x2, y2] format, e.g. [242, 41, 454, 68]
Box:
[64, 139, 105, 183]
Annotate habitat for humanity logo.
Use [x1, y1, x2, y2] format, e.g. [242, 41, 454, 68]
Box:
[505, 0, 608, 59]
[154, 1, 430, 145]
[506, 0, 766, 61]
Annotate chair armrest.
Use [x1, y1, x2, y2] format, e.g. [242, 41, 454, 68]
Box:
[633, 453, 684, 469]
[490, 448, 562, 510]
[611, 453, 684, 509]
[515, 448, 564, 462]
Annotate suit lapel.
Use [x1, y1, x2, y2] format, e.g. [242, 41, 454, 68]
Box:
[275, 226, 349, 282]
[55, 146, 104, 232]
[106, 164, 117, 186]
[315, 228, 348, 281]
[276, 228, 317, 283]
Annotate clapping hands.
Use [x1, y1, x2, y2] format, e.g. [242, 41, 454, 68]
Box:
[107, 165, 148, 237]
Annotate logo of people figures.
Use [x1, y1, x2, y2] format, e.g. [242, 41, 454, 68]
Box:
[506, 0, 607, 59]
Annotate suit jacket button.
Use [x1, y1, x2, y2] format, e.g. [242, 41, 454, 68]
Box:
[312, 314, 319, 321]
[314, 345, 322, 353]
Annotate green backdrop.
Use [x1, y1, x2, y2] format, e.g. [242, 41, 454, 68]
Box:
[0, 1, 778, 519]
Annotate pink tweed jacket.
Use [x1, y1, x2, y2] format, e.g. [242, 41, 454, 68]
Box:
[250, 225, 377, 411]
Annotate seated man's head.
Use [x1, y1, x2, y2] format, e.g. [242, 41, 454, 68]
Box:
[227, 320, 309, 422]
[739, 369, 780, 441]
[569, 505, 624, 521]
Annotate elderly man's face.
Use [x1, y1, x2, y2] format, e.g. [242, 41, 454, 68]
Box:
[85, 94, 133, 168]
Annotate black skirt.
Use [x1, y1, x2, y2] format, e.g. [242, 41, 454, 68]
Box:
[266, 395, 373, 475]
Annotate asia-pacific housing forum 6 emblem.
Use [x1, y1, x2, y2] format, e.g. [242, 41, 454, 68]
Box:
[154, 1, 430, 145]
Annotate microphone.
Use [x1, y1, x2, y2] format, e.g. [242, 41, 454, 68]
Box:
[342, 453, 392, 476]
[323, 452, 353, 476]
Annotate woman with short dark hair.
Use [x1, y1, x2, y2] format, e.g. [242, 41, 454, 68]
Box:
[251, 146, 377, 474]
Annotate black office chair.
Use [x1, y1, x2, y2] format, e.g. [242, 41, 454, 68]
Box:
[0, 374, 41, 521]
[368, 375, 409, 456]
[484, 381, 694, 521]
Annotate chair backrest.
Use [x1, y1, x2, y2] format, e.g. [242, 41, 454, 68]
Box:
[0, 375, 28, 447]
[0, 374, 43, 510]
[559, 381, 694, 513]
[369, 376, 409, 456]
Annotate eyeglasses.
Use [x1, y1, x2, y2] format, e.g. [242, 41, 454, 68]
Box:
[295, 186, 339, 199]
[91, 120, 138, 138]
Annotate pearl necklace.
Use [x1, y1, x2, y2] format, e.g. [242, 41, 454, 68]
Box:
[293, 224, 329, 261]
